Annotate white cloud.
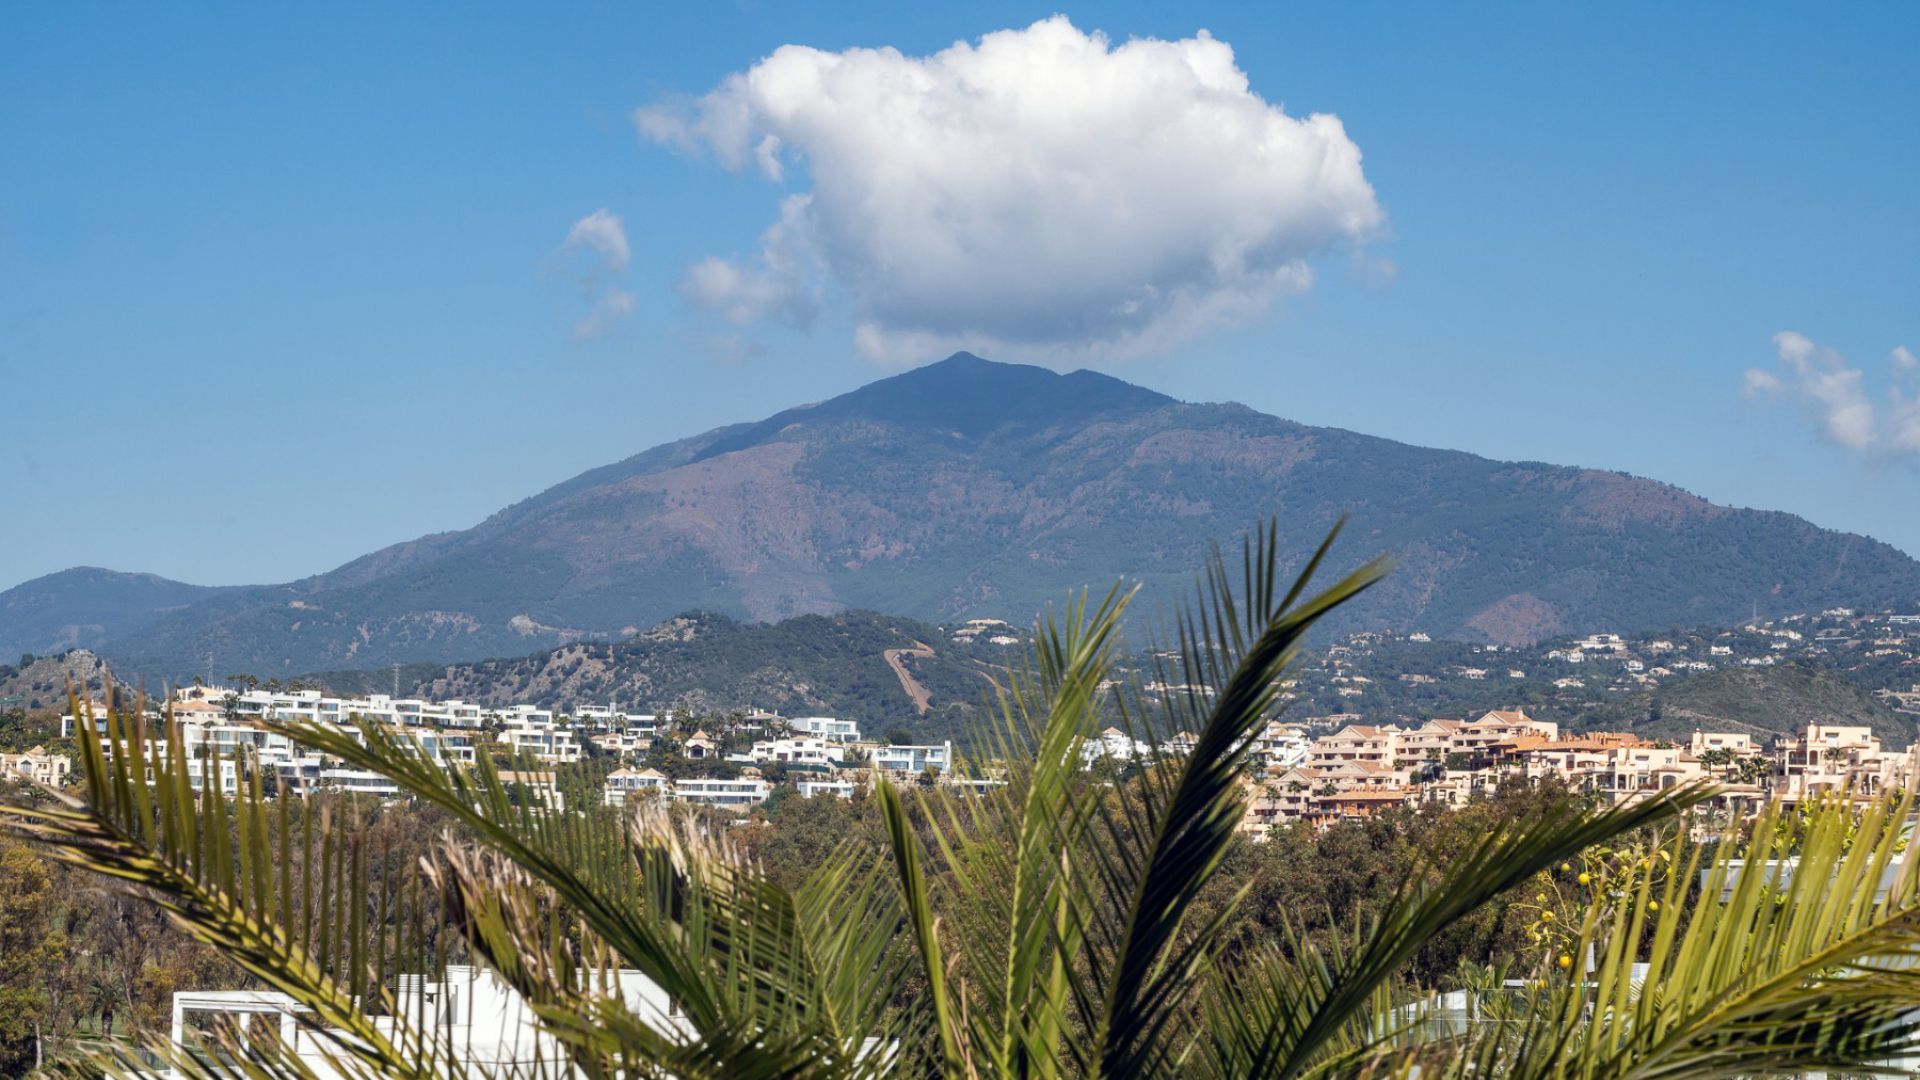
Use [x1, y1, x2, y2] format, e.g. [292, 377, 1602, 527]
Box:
[565, 209, 630, 272]
[676, 195, 818, 326]
[561, 209, 635, 338]
[636, 16, 1384, 363]
[573, 287, 635, 340]
[1744, 332, 1920, 458]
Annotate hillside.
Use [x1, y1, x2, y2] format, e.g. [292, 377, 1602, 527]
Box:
[0, 569, 237, 661]
[0, 649, 115, 713]
[1577, 662, 1917, 749]
[10, 353, 1920, 679]
[308, 610, 1022, 743]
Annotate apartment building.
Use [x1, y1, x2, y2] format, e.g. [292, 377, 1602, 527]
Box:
[1307, 724, 1397, 770]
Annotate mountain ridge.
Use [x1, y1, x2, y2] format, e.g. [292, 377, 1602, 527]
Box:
[5, 352, 1918, 676]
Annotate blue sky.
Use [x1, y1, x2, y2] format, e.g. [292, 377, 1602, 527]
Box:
[2, 2, 1915, 591]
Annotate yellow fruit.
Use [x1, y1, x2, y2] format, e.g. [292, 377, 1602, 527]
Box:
[1578, 872, 1592, 885]
[1648, 900, 1660, 911]
[1560, 862, 1572, 873]
[1558, 954, 1573, 969]
[1541, 911, 1555, 922]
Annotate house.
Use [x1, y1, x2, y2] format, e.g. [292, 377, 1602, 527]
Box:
[1577, 634, 1628, 654]
[796, 780, 856, 799]
[1081, 726, 1147, 766]
[0, 746, 70, 787]
[604, 767, 671, 807]
[498, 726, 582, 765]
[873, 742, 953, 775]
[675, 777, 771, 808]
[1250, 721, 1311, 770]
[591, 730, 655, 758]
[789, 716, 862, 743]
[683, 732, 720, 760]
[749, 736, 845, 768]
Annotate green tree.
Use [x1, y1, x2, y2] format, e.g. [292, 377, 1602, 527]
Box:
[0, 834, 59, 1073]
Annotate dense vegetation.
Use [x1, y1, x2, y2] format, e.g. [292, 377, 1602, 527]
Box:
[288, 608, 1919, 751]
[1579, 661, 1915, 747]
[310, 610, 1021, 743]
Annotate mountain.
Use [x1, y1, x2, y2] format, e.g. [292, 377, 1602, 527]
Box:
[308, 610, 1018, 744]
[8, 352, 1920, 677]
[0, 569, 237, 662]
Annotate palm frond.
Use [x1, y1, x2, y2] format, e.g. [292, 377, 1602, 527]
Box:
[3, 691, 456, 1078]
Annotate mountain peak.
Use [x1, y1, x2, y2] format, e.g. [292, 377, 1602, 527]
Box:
[693, 352, 1175, 461]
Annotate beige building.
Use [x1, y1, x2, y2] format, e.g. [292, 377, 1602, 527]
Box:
[0, 746, 69, 787]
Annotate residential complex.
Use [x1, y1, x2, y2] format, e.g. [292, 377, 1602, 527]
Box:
[1234, 707, 1920, 840]
[31, 667, 1920, 835]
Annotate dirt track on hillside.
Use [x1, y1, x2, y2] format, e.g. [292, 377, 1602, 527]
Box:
[884, 642, 937, 715]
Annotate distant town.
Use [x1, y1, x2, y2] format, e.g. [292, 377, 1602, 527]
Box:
[17, 597, 1914, 839]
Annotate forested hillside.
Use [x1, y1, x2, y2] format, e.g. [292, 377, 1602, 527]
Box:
[310, 610, 1024, 743]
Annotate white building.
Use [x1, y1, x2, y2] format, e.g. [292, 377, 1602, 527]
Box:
[872, 742, 952, 775]
[750, 736, 846, 767]
[499, 726, 582, 765]
[789, 716, 862, 743]
[797, 780, 856, 799]
[674, 777, 772, 808]
[165, 963, 688, 1077]
[603, 767, 671, 807]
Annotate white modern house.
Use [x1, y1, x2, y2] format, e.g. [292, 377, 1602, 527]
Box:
[498, 725, 582, 765]
[796, 779, 856, 798]
[674, 777, 772, 808]
[789, 716, 862, 743]
[872, 742, 952, 775]
[749, 736, 846, 767]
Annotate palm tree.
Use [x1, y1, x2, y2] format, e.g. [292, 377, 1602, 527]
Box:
[11, 522, 1920, 1077]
